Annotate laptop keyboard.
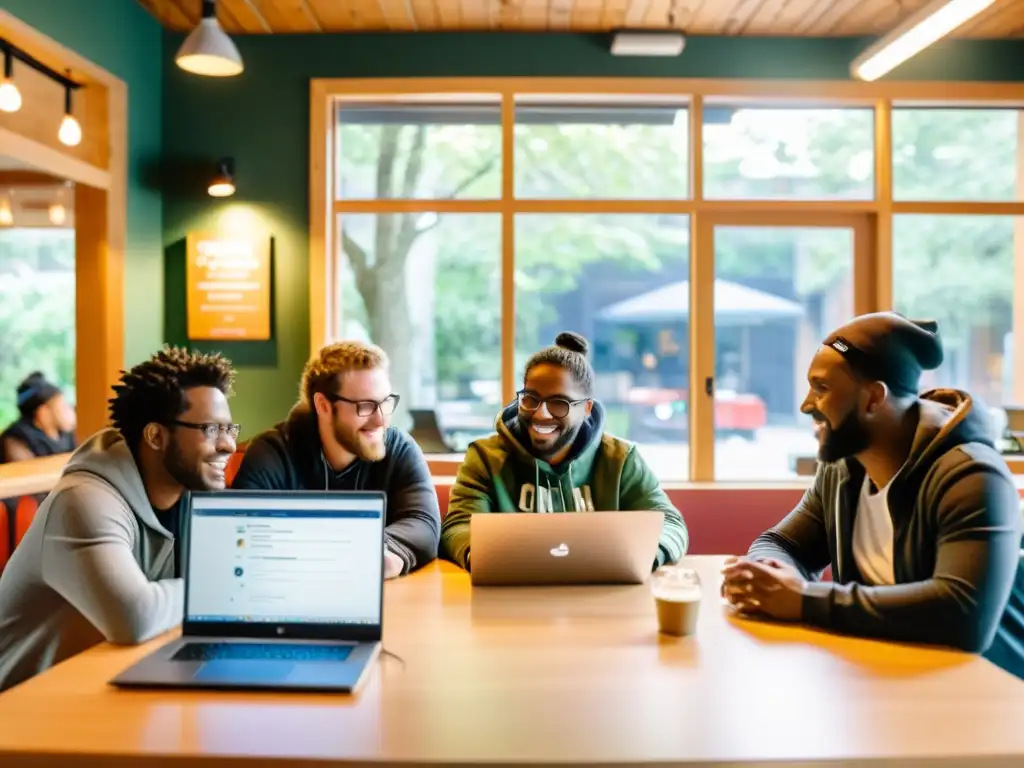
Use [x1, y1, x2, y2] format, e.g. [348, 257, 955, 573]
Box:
[173, 642, 353, 662]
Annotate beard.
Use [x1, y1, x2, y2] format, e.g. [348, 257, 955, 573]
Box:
[523, 418, 583, 462]
[163, 440, 213, 490]
[334, 420, 387, 462]
[814, 407, 871, 463]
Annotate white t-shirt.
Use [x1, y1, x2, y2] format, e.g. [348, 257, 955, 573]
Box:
[852, 474, 896, 586]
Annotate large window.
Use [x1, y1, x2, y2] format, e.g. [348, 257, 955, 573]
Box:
[321, 84, 1024, 481]
[0, 227, 76, 429]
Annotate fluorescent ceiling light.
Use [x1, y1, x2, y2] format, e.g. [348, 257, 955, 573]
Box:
[850, 0, 997, 81]
[611, 31, 686, 57]
[176, 0, 243, 77]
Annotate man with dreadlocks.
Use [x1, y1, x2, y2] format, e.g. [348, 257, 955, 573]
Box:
[0, 346, 238, 691]
[442, 331, 688, 572]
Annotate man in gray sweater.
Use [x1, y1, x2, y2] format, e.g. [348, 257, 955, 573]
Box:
[0, 347, 238, 691]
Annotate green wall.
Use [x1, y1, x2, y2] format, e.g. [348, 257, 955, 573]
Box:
[162, 32, 1024, 436]
[3, 0, 164, 367]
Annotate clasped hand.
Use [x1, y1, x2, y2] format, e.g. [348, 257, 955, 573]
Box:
[720, 556, 806, 622]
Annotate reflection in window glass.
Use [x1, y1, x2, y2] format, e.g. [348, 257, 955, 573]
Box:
[703, 106, 874, 200]
[514, 102, 689, 199]
[712, 227, 854, 481]
[892, 109, 1019, 202]
[335, 101, 502, 200]
[893, 215, 1015, 412]
[0, 228, 76, 429]
[336, 214, 501, 452]
[515, 214, 690, 480]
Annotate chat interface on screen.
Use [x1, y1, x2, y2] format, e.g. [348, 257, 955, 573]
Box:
[186, 495, 383, 624]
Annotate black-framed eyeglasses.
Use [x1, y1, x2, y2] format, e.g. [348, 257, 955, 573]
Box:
[325, 393, 400, 417]
[171, 420, 241, 441]
[517, 390, 588, 419]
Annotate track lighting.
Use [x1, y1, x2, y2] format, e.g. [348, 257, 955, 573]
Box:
[0, 38, 85, 145]
[208, 157, 236, 197]
[0, 49, 21, 113]
[176, 0, 243, 77]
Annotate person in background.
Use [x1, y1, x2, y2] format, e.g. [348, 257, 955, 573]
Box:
[722, 312, 1024, 680]
[231, 340, 440, 579]
[441, 331, 689, 571]
[0, 347, 238, 691]
[0, 372, 77, 463]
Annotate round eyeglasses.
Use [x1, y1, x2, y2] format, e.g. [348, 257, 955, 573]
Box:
[517, 390, 588, 419]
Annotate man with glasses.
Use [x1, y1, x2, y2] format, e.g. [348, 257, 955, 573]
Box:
[231, 340, 440, 580]
[0, 346, 238, 691]
[442, 331, 688, 571]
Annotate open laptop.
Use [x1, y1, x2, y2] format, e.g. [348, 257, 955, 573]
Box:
[469, 511, 664, 586]
[109, 490, 385, 693]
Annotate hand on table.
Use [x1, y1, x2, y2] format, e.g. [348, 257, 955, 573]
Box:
[384, 549, 404, 580]
[721, 556, 806, 622]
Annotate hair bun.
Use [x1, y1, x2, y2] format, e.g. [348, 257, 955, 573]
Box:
[555, 331, 589, 356]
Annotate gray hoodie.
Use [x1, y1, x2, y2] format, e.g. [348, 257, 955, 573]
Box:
[0, 429, 183, 691]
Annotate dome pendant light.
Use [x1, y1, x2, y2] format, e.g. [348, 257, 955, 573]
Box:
[176, 0, 243, 77]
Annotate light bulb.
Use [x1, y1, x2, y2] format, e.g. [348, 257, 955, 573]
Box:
[207, 180, 235, 197]
[49, 204, 66, 225]
[0, 198, 12, 226]
[58, 114, 81, 147]
[0, 80, 21, 113]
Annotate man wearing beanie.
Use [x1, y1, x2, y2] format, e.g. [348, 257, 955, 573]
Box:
[723, 311, 1024, 680]
[0, 372, 77, 463]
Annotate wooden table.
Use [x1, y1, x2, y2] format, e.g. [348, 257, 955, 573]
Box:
[1, 557, 1024, 767]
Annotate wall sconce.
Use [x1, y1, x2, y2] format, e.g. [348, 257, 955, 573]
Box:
[208, 157, 235, 198]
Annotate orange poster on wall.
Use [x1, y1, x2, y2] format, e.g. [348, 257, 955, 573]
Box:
[186, 232, 271, 341]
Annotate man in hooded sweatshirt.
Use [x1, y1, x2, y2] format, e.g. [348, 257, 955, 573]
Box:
[1, 371, 78, 463]
[0, 347, 238, 691]
[231, 340, 440, 579]
[722, 312, 1024, 680]
[442, 331, 689, 571]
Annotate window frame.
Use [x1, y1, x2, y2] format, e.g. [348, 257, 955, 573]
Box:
[310, 77, 1024, 482]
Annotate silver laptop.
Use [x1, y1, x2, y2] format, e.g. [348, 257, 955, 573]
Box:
[469, 511, 664, 586]
[109, 490, 385, 692]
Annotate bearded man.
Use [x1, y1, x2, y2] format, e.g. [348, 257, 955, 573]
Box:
[232, 341, 440, 580]
[0, 347, 239, 691]
[722, 312, 1024, 680]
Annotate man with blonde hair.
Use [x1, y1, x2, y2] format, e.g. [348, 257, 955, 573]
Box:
[232, 341, 440, 578]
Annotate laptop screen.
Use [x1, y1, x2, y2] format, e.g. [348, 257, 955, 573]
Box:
[185, 492, 384, 626]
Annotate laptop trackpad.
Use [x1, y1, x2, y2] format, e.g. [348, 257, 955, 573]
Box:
[193, 659, 295, 684]
[192, 660, 360, 687]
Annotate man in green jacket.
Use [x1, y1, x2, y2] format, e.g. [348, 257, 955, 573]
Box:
[441, 331, 689, 571]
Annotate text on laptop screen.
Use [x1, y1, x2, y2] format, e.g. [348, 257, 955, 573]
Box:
[186, 494, 383, 625]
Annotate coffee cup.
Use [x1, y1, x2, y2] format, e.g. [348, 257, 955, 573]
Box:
[652, 566, 701, 637]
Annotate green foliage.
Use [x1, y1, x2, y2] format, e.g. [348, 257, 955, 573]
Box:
[0, 229, 76, 428]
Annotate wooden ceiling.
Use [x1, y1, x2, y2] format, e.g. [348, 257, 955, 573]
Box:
[139, 0, 1024, 37]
